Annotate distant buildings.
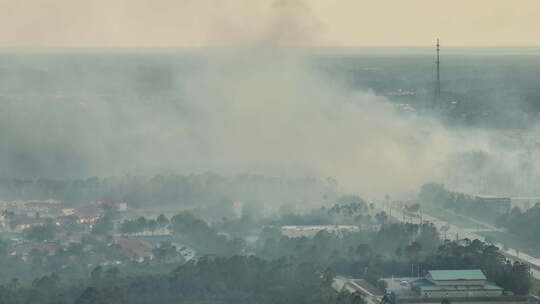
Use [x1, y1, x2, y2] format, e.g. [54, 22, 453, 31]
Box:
[10, 241, 60, 259]
[11, 217, 50, 232]
[0, 199, 61, 217]
[280, 225, 360, 238]
[0, 199, 123, 232]
[99, 201, 128, 212]
[71, 204, 103, 224]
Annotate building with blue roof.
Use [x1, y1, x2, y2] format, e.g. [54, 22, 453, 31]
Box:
[409, 269, 503, 298]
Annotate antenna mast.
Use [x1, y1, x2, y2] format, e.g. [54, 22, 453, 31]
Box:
[435, 38, 441, 105]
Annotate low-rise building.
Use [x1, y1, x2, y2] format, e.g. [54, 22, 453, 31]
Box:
[383, 269, 530, 304]
[0, 199, 62, 217]
[411, 270, 502, 298]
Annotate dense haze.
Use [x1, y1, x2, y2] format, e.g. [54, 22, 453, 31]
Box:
[2, 48, 540, 198]
[1, 0, 540, 198]
[1, 2, 540, 304]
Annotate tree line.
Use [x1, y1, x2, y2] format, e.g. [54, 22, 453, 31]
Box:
[0, 173, 337, 208]
[0, 255, 355, 304]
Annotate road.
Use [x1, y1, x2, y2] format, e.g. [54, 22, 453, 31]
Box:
[380, 202, 540, 279]
[333, 276, 382, 304]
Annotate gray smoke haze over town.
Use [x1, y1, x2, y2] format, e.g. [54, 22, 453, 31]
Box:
[3, 1, 540, 303]
[0, 0, 539, 198]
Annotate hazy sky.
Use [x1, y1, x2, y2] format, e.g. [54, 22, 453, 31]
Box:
[1, 0, 539, 47]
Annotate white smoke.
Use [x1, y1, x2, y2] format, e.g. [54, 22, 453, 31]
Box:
[0, 0, 539, 199]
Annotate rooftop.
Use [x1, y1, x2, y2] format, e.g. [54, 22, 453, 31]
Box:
[420, 283, 503, 292]
[411, 278, 503, 292]
[428, 270, 487, 281]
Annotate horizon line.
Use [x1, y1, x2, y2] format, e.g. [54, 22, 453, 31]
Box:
[1, 45, 540, 49]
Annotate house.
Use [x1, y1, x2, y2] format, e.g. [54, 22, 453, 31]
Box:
[10, 242, 61, 258]
[98, 201, 128, 212]
[11, 217, 50, 232]
[73, 204, 103, 224]
[114, 237, 154, 261]
[61, 208, 75, 216]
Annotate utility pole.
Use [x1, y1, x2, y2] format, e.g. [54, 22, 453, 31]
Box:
[434, 38, 441, 107]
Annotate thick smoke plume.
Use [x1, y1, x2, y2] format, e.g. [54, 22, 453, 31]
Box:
[0, 0, 539, 198]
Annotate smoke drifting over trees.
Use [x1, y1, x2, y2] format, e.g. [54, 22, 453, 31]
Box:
[1, 2, 539, 304]
[0, 0, 539, 198]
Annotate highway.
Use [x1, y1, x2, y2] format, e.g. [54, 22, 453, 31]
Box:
[380, 203, 540, 279]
